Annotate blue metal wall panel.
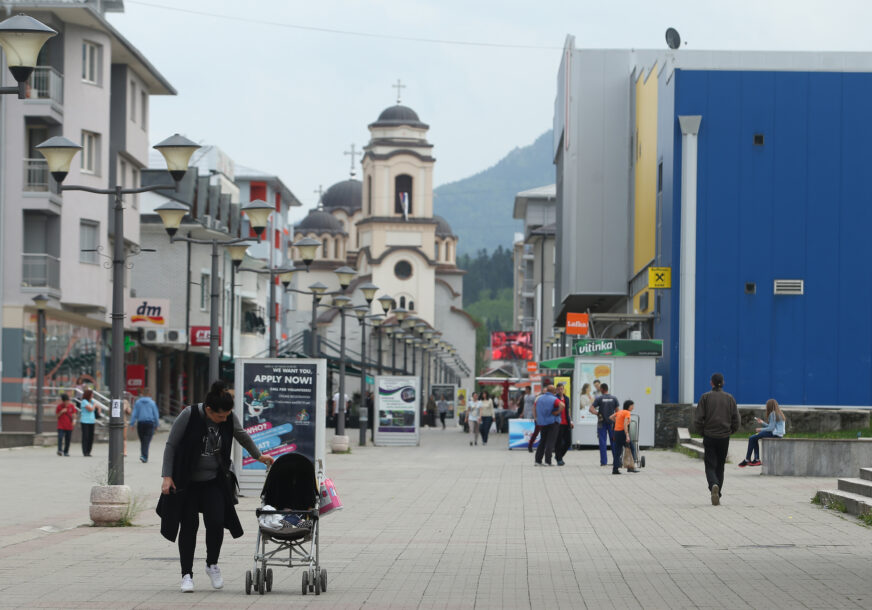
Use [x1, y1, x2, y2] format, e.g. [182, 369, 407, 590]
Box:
[671, 69, 872, 406]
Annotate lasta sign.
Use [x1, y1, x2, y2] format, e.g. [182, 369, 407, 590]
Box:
[566, 312, 589, 335]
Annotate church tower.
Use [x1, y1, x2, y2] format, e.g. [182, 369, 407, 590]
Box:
[357, 96, 440, 325]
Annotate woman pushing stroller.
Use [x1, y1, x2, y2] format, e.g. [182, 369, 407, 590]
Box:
[157, 380, 274, 593]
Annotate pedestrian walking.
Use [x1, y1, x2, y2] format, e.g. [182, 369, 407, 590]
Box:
[526, 379, 551, 453]
[122, 396, 132, 457]
[79, 389, 99, 457]
[437, 395, 449, 429]
[590, 383, 619, 467]
[554, 383, 574, 466]
[739, 398, 786, 468]
[366, 390, 375, 441]
[425, 394, 437, 429]
[521, 386, 535, 419]
[55, 393, 76, 456]
[157, 380, 275, 593]
[467, 392, 481, 445]
[130, 388, 161, 463]
[534, 385, 563, 466]
[609, 400, 638, 474]
[479, 390, 495, 445]
[693, 372, 740, 505]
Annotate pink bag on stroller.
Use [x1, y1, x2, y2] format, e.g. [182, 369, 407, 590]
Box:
[319, 478, 343, 516]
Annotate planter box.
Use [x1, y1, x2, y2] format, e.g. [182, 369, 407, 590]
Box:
[761, 438, 872, 477]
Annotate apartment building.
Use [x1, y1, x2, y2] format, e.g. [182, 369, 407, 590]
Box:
[0, 1, 174, 430]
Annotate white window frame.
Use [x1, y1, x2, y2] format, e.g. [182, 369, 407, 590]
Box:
[200, 273, 210, 311]
[80, 131, 99, 175]
[79, 220, 99, 264]
[140, 89, 148, 129]
[81, 40, 100, 85]
[130, 79, 136, 121]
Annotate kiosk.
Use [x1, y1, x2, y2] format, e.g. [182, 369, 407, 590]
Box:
[544, 339, 662, 448]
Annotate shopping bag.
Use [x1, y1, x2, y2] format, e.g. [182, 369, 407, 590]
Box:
[622, 446, 635, 469]
[319, 478, 344, 516]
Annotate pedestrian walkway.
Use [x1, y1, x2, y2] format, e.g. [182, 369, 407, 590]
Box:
[1, 425, 870, 608]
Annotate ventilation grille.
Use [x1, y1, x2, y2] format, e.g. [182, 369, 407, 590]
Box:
[773, 279, 804, 295]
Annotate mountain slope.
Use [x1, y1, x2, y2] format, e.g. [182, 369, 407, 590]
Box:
[434, 129, 554, 255]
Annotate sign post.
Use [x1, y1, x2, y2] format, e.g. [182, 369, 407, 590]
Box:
[234, 358, 327, 493]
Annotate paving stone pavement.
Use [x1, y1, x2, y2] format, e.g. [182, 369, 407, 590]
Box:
[1, 425, 870, 609]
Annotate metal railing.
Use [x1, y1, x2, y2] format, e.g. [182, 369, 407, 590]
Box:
[23, 158, 49, 191]
[27, 66, 63, 105]
[522, 278, 536, 294]
[22, 253, 60, 289]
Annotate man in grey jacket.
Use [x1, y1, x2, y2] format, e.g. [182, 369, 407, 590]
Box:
[693, 372, 740, 506]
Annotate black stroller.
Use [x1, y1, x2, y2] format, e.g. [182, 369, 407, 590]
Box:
[245, 453, 326, 596]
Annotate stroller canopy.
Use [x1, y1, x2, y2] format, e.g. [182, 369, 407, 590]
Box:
[261, 453, 318, 510]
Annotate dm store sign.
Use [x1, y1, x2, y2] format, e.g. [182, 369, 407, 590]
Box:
[126, 298, 169, 327]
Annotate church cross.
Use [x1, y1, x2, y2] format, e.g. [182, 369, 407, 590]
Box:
[344, 144, 361, 177]
[314, 185, 324, 208]
[392, 78, 406, 104]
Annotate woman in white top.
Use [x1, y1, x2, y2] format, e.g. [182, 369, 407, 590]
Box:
[467, 392, 481, 446]
[580, 383, 594, 423]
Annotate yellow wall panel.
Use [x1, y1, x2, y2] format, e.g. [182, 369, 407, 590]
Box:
[633, 66, 658, 274]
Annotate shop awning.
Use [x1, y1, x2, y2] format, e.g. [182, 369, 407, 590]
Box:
[538, 356, 575, 370]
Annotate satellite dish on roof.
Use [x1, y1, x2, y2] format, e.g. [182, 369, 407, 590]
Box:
[666, 27, 681, 50]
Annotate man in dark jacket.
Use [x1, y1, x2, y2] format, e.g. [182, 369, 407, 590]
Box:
[693, 372, 740, 506]
[590, 383, 619, 467]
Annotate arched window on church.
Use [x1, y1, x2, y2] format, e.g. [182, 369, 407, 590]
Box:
[322, 238, 328, 258]
[399, 296, 406, 309]
[394, 174, 413, 216]
[334, 239, 340, 259]
[366, 176, 372, 216]
[409, 300, 415, 311]
[435, 241, 440, 260]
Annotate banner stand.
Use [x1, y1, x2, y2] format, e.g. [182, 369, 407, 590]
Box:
[374, 375, 420, 446]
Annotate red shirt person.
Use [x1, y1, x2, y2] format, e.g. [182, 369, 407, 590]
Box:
[55, 394, 77, 456]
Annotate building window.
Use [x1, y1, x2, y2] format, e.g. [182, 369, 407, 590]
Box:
[394, 260, 412, 279]
[435, 241, 440, 260]
[409, 300, 415, 311]
[394, 174, 413, 216]
[366, 176, 372, 215]
[81, 41, 101, 84]
[200, 273, 210, 310]
[80, 131, 99, 174]
[334, 239, 340, 259]
[79, 220, 99, 264]
[131, 167, 139, 208]
[322, 238, 328, 258]
[119, 159, 127, 188]
[130, 80, 136, 120]
[140, 90, 148, 129]
[399, 296, 406, 308]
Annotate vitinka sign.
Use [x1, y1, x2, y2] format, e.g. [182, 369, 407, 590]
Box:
[573, 339, 663, 357]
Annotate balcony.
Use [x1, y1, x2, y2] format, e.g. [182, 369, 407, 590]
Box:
[22, 253, 60, 290]
[28, 67, 64, 105]
[23, 158, 49, 192]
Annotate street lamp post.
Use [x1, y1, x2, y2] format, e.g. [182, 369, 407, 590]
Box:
[36, 133, 201, 486]
[156, 199, 274, 380]
[32, 294, 48, 435]
[332, 294, 351, 447]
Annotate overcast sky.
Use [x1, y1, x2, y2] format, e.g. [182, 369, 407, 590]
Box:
[107, 0, 870, 223]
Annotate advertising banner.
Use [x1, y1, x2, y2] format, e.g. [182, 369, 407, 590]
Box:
[126, 298, 169, 327]
[431, 383, 457, 419]
[573, 339, 663, 358]
[566, 312, 589, 335]
[456, 388, 467, 420]
[190, 326, 221, 347]
[234, 358, 326, 492]
[508, 419, 539, 450]
[490, 331, 533, 361]
[374, 375, 420, 446]
[125, 364, 145, 395]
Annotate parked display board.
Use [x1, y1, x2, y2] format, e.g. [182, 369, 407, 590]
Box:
[374, 375, 420, 446]
[234, 358, 327, 493]
[431, 383, 457, 419]
[508, 419, 540, 450]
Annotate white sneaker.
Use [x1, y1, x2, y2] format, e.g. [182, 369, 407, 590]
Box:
[205, 564, 223, 589]
[180, 574, 194, 593]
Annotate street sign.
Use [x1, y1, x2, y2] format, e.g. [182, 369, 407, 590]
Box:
[566, 312, 589, 335]
[526, 361, 537, 372]
[648, 267, 671, 289]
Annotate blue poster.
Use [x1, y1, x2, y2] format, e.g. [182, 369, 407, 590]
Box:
[509, 419, 539, 450]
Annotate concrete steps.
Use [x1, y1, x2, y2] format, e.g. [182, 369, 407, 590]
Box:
[817, 467, 872, 517]
[677, 427, 704, 459]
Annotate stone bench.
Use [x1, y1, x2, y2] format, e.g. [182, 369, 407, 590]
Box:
[760, 437, 872, 477]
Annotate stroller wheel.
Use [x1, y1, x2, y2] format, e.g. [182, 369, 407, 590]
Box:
[320, 568, 327, 593]
[641, 455, 646, 468]
[302, 571, 309, 595]
[245, 570, 252, 595]
[257, 568, 265, 595]
[266, 568, 273, 592]
[315, 574, 321, 595]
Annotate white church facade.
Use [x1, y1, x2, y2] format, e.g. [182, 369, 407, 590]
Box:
[287, 101, 476, 393]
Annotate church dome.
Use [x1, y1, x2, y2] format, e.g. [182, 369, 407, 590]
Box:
[321, 179, 362, 212]
[434, 215, 454, 238]
[369, 104, 429, 129]
[295, 209, 345, 235]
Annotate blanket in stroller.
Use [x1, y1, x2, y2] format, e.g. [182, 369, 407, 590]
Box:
[258, 504, 314, 537]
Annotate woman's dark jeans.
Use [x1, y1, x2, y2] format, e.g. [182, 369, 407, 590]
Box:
[81, 423, 95, 456]
[178, 478, 225, 575]
[745, 430, 775, 461]
[479, 416, 493, 444]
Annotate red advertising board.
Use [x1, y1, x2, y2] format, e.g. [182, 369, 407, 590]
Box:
[190, 326, 222, 347]
[125, 364, 145, 395]
[566, 312, 589, 335]
[490, 331, 533, 361]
